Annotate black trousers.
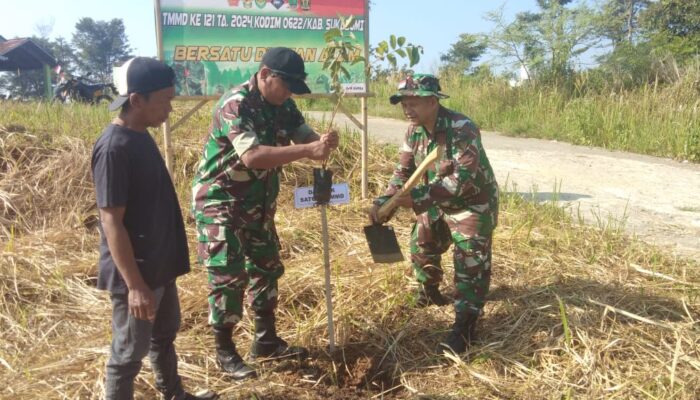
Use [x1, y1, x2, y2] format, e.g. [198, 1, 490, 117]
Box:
[105, 281, 184, 400]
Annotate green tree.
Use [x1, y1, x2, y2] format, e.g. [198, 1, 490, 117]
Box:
[487, 0, 597, 85]
[51, 37, 78, 72]
[72, 18, 132, 81]
[439, 33, 487, 74]
[595, 41, 655, 89]
[641, 0, 700, 63]
[596, 0, 650, 46]
[485, 5, 538, 80]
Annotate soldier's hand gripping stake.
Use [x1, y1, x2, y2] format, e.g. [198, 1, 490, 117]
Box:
[364, 145, 444, 264]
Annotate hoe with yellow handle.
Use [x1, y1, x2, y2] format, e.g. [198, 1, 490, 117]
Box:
[364, 145, 444, 263]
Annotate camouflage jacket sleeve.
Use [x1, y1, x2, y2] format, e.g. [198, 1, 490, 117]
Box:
[285, 99, 315, 144]
[410, 120, 484, 214]
[219, 97, 259, 157]
[293, 123, 316, 143]
[373, 127, 416, 206]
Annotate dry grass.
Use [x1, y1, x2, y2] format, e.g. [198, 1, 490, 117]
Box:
[0, 103, 698, 399]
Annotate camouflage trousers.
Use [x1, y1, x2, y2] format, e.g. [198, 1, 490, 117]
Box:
[196, 222, 284, 328]
[410, 212, 494, 314]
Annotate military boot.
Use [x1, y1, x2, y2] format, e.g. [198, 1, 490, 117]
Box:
[415, 284, 450, 307]
[437, 310, 479, 355]
[213, 327, 257, 380]
[250, 311, 308, 361]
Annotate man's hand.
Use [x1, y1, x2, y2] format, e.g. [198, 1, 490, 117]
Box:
[99, 206, 156, 322]
[368, 200, 404, 225]
[306, 140, 332, 161]
[369, 203, 385, 225]
[320, 129, 339, 150]
[128, 282, 156, 322]
[395, 192, 413, 209]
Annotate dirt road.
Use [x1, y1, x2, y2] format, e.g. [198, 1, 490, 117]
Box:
[307, 111, 700, 260]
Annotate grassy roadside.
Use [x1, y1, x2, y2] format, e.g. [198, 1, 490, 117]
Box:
[297, 72, 700, 162]
[0, 102, 698, 398]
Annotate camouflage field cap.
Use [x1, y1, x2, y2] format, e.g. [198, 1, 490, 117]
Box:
[389, 73, 449, 105]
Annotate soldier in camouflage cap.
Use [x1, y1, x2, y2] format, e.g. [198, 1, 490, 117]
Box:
[192, 47, 339, 380]
[371, 73, 498, 355]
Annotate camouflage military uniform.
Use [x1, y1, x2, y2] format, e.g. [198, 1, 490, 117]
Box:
[192, 74, 315, 328]
[377, 77, 498, 315]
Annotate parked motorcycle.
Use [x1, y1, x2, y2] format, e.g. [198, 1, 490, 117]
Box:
[54, 74, 116, 105]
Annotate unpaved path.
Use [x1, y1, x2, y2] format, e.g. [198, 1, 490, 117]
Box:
[307, 111, 700, 261]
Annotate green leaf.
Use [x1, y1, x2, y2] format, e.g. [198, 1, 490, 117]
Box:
[378, 41, 389, 53]
[397, 36, 406, 47]
[409, 47, 421, 67]
[395, 48, 406, 58]
[390, 34, 397, 49]
[324, 29, 342, 43]
[387, 53, 397, 67]
[557, 295, 572, 347]
[351, 56, 365, 65]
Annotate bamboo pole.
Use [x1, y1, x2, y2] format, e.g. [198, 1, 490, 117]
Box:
[320, 204, 335, 352]
[153, 0, 174, 176]
[362, 0, 370, 199]
[361, 96, 368, 199]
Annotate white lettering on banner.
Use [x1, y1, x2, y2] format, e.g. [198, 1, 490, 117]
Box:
[162, 12, 189, 26]
[230, 15, 254, 28]
[324, 18, 365, 31]
[162, 12, 364, 32]
[190, 13, 202, 26]
[218, 14, 229, 27]
[294, 183, 351, 209]
[254, 16, 282, 29]
[204, 14, 214, 27]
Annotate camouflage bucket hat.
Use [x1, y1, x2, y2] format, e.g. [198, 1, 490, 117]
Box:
[389, 73, 449, 105]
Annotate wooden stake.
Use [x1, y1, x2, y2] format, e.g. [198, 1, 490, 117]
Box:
[320, 204, 335, 352]
[361, 96, 368, 199]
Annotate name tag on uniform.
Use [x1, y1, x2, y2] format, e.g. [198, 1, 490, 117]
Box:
[294, 183, 350, 209]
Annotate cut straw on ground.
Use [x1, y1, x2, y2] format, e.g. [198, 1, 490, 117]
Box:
[0, 102, 698, 399]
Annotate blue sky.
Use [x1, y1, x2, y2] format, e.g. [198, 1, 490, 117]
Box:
[0, 0, 541, 73]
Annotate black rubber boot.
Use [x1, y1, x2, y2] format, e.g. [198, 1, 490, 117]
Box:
[437, 311, 479, 355]
[416, 284, 450, 307]
[250, 311, 308, 361]
[213, 327, 257, 380]
[161, 390, 219, 400]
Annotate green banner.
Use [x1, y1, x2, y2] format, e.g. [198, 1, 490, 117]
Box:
[156, 0, 368, 96]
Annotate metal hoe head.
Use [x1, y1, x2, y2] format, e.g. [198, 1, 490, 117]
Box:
[363, 224, 404, 264]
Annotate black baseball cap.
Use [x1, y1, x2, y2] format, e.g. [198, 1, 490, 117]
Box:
[261, 47, 311, 94]
[109, 57, 176, 111]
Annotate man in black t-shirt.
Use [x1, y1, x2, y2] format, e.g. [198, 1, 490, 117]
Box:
[92, 57, 216, 400]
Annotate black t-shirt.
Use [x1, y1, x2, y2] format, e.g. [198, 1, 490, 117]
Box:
[91, 124, 190, 293]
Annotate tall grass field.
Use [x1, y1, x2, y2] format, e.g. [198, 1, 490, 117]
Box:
[299, 70, 700, 162]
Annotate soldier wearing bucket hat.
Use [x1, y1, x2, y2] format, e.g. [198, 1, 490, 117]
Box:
[389, 73, 449, 104]
[192, 47, 339, 380]
[371, 73, 499, 355]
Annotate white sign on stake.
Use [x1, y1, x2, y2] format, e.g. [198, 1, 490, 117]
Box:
[294, 183, 351, 209]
